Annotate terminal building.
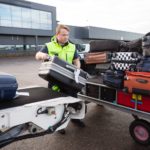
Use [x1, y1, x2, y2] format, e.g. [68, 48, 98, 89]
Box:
[0, 0, 143, 55]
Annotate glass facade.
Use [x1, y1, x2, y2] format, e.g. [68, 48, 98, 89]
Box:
[0, 3, 52, 30]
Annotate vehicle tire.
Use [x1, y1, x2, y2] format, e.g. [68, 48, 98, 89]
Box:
[129, 119, 150, 146]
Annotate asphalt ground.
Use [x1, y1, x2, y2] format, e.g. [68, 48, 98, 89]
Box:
[0, 56, 150, 150]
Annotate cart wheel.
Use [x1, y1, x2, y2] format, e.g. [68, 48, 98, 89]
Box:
[129, 119, 150, 146]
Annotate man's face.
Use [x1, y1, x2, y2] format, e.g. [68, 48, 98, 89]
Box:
[56, 29, 69, 44]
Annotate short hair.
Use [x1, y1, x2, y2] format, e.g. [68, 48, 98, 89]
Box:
[56, 24, 70, 34]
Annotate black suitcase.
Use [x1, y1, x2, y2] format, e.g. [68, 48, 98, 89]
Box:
[90, 40, 122, 52]
[137, 57, 150, 72]
[103, 70, 124, 89]
[0, 73, 18, 101]
[39, 56, 88, 91]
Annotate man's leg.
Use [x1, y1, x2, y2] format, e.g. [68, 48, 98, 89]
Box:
[48, 82, 66, 134]
[62, 86, 86, 128]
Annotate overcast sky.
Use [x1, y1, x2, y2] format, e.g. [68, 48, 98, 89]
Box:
[27, 0, 150, 34]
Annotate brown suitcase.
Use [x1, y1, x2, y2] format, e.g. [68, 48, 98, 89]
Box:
[124, 71, 150, 95]
[84, 52, 111, 64]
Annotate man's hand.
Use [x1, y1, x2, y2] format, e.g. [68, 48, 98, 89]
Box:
[35, 52, 49, 61]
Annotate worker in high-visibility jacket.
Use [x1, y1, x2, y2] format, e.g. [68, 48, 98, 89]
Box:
[35, 24, 85, 130]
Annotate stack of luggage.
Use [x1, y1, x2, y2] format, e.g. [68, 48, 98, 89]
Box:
[84, 37, 143, 75]
[102, 32, 150, 96]
[84, 40, 123, 73]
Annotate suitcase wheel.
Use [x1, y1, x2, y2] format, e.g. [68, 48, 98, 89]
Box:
[129, 119, 150, 146]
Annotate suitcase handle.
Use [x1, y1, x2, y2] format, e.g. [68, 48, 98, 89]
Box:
[66, 65, 76, 71]
[136, 78, 148, 84]
[44, 56, 52, 62]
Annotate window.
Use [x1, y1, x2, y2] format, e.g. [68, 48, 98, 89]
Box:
[0, 45, 15, 51]
[16, 45, 24, 51]
[31, 9, 40, 23]
[26, 45, 36, 50]
[0, 3, 52, 30]
[22, 8, 31, 28]
[11, 6, 21, 21]
[1, 19, 11, 27]
[0, 4, 11, 20]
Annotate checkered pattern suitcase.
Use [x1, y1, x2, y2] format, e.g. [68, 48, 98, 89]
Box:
[111, 52, 141, 71]
[111, 62, 137, 71]
[112, 52, 140, 62]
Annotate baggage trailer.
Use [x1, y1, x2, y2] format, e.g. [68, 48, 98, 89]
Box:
[78, 76, 150, 146]
[0, 86, 85, 148]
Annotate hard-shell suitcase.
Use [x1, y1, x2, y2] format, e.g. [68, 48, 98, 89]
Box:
[118, 90, 150, 113]
[112, 52, 140, 62]
[137, 95, 150, 113]
[111, 52, 141, 71]
[137, 57, 150, 72]
[124, 71, 150, 96]
[84, 52, 111, 64]
[117, 91, 134, 108]
[103, 70, 124, 89]
[0, 73, 18, 101]
[90, 40, 122, 52]
[39, 56, 88, 91]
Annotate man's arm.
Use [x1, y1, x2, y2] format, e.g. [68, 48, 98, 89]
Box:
[73, 58, 81, 69]
[72, 49, 81, 69]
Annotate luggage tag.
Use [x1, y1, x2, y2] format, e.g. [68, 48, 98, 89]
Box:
[74, 69, 80, 83]
[66, 65, 81, 83]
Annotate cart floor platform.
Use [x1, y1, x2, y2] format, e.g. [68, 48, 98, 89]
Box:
[87, 75, 103, 84]
[0, 87, 67, 110]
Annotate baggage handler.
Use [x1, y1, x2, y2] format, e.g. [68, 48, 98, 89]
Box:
[35, 25, 86, 133]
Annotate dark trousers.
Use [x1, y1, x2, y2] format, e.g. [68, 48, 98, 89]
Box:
[48, 82, 78, 97]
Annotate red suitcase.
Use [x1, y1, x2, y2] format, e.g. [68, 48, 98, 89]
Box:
[117, 91, 150, 113]
[117, 91, 135, 108]
[137, 95, 150, 113]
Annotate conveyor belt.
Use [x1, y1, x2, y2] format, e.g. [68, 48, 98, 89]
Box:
[0, 87, 67, 110]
